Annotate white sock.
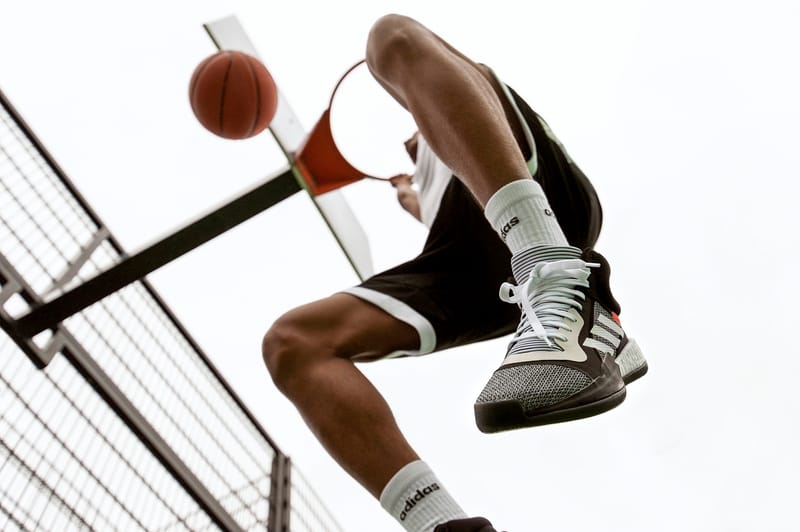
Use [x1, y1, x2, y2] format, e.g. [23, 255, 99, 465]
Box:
[484, 179, 568, 254]
[380, 460, 467, 532]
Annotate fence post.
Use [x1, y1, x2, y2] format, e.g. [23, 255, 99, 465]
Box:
[269, 453, 292, 531]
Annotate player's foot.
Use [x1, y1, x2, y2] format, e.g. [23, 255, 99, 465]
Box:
[434, 516, 497, 532]
[474, 247, 644, 433]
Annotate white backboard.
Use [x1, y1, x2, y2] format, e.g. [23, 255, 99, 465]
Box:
[203, 15, 373, 281]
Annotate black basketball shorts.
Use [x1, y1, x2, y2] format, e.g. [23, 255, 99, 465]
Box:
[341, 87, 603, 357]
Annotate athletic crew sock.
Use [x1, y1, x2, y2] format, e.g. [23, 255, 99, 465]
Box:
[380, 460, 467, 532]
[510, 245, 582, 283]
[484, 179, 568, 253]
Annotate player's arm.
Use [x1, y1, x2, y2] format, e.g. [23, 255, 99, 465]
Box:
[389, 174, 422, 222]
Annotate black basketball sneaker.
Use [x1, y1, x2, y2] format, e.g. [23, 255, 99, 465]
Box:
[474, 247, 647, 433]
[434, 517, 498, 532]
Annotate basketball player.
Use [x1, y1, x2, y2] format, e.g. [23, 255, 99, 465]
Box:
[262, 14, 647, 532]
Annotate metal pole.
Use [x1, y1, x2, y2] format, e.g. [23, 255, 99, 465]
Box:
[268, 454, 292, 532]
[14, 168, 301, 337]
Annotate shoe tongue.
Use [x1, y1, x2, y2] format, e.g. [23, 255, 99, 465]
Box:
[507, 246, 584, 356]
[510, 245, 582, 283]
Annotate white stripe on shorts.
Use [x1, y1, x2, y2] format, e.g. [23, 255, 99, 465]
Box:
[341, 286, 437, 357]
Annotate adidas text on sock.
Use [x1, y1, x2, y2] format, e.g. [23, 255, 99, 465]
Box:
[484, 179, 568, 253]
[380, 460, 467, 532]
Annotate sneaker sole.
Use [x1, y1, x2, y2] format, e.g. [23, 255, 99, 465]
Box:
[618, 338, 648, 385]
[474, 387, 626, 434]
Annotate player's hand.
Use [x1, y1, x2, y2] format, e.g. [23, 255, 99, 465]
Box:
[389, 173, 414, 189]
[387, 174, 422, 222]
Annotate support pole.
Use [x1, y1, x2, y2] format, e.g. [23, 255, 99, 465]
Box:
[15, 168, 300, 337]
[268, 454, 292, 532]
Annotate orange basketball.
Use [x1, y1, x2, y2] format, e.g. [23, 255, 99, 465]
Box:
[189, 50, 278, 139]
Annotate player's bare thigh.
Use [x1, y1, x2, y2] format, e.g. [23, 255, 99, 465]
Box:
[365, 14, 528, 156]
[262, 293, 420, 384]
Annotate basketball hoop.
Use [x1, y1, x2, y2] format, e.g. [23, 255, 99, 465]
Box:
[294, 60, 392, 195]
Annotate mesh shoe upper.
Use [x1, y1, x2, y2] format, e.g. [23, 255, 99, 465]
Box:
[476, 363, 592, 412]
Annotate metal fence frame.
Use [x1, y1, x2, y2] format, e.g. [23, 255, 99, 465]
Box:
[0, 85, 339, 531]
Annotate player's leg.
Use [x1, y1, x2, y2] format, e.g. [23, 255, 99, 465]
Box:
[366, 14, 527, 206]
[366, 14, 629, 432]
[262, 294, 485, 531]
[366, 14, 570, 280]
[263, 294, 417, 495]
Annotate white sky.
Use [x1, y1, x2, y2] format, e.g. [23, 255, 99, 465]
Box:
[2, 1, 799, 531]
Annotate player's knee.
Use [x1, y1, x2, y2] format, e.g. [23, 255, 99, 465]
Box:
[366, 14, 427, 77]
[261, 315, 327, 395]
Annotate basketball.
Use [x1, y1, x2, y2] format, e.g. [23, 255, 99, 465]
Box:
[189, 50, 278, 139]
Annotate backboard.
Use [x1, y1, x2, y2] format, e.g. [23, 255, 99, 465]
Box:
[204, 15, 374, 281]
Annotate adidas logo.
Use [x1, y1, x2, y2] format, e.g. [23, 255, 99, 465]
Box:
[582, 308, 624, 356]
[499, 216, 519, 240]
[399, 483, 440, 521]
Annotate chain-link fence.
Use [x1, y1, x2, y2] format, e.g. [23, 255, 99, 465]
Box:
[0, 89, 343, 532]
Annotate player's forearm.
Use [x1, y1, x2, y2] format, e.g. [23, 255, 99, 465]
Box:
[397, 189, 422, 222]
[390, 174, 423, 223]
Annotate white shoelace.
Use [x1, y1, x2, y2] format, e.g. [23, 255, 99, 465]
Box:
[500, 259, 598, 350]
